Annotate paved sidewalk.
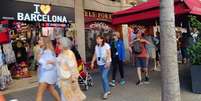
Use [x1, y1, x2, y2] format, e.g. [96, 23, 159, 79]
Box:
[5, 64, 201, 101]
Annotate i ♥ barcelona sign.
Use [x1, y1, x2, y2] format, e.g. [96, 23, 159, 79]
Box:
[0, 0, 75, 23]
[17, 4, 68, 23]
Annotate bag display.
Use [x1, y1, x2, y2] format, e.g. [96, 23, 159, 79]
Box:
[0, 64, 12, 90]
[2, 43, 16, 64]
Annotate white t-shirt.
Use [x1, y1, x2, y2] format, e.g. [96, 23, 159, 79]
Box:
[95, 43, 111, 65]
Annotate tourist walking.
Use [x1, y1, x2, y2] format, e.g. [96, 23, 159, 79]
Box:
[57, 37, 86, 101]
[110, 32, 126, 87]
[155, 32, 160, 68]
[36, 36, 60, 101]
[131, 31, 150, 86]
[143, 28, 159, 71]
[91, 35, 112, 99]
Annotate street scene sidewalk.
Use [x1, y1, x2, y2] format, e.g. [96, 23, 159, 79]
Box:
[5, 64, 201, 101]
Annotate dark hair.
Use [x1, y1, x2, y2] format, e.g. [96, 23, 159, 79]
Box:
[96, 35, 105, 47]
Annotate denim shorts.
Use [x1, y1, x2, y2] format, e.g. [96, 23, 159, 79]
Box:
[135, 57, 148, 68]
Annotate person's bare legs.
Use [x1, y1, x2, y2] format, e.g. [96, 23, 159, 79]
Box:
[47, 84, 60, 101]
[136, 68, 143, 85]
[36, 83, 48, 101]
[143, 68, 150, 84]
[143, 68, 149, 77]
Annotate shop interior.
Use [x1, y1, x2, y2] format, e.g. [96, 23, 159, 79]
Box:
[0, 20, 72, 92]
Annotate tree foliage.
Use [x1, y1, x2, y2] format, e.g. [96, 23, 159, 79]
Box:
[188, 15, 201, 65]
[189, 15, 201, 31]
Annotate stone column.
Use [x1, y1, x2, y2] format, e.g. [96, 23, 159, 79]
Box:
[74, 0, 86, 61]
[122, 24, 130, 63]
[120, 0, 130, 63]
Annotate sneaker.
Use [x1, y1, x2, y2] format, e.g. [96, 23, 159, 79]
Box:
[103, 91, 111, 99]
[109, 80, 116, 87]
[107, 91, 111, 95]
[136, 80, 143, 86]
[143, 76, 150, 84]
[120, 79, 125, 86]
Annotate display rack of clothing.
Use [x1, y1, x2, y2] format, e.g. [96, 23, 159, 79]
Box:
[0, 45, 12, 90]
[2, 43, 16, 64]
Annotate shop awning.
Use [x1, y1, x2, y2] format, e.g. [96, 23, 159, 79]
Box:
[112, 0, 201, 25]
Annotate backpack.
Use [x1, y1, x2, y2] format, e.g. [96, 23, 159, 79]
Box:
[132, 40, 142, 54]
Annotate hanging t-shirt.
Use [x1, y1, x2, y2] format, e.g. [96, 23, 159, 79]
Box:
[95, 43, 111, 65]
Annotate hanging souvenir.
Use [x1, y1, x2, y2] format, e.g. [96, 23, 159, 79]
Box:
[0, 29, 10, 44]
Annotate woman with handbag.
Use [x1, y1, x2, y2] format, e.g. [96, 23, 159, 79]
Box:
[57, 37, 86, 101]
[36, 36, 60, 101]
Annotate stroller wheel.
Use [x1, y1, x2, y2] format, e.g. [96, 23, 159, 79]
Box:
[85, 85, 89, 91]
[88, 82, 94, 87]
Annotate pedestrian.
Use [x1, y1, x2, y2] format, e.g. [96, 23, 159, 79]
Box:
[36, 36, 60, 101]
[131, 31, 151, 86]
[143, 28, 159, 71]
[155, 32, 160, 68]
[91, 35, 112, 99]
[110, 32, 126, 87]
[31, 42, 40, 71]
[57, 37, 86, 101]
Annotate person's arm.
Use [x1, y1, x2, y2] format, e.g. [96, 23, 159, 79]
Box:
[46, 50, 56, 65]
[141, 39, 151, 45]
[91, 53, 96, 70]
[105, 44, 111, 68]
[69, 51, 79, 78]
[0, 92, 5, 101]
[121, 40, 126, 62]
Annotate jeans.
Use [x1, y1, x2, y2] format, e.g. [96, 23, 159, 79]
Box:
[98, 65, 110, 93]
[112, 56, 124, 80]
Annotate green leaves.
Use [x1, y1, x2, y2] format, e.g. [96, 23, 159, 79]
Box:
[187, 40, 201, 65]
[189, 15, 201, 31]
[187, 15, 201, 65]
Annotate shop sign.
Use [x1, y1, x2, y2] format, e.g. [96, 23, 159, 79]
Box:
[17, 4, 67, 23]
[0, 0, 75, 23]
[84, 10, 112, 21]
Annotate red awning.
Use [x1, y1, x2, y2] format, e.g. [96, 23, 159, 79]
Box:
[112, 0, 201, 25]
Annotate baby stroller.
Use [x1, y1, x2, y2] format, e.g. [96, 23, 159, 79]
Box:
[71, 45, 93, 90]
[77, 60, 94, 90]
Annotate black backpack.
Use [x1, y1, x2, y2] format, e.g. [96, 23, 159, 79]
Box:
[132, 40, 142, 54]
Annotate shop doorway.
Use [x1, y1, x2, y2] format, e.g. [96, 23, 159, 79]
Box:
[85, 22, 114, 62]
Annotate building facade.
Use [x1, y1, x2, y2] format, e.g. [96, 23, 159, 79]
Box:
[13, 0, 131, 61]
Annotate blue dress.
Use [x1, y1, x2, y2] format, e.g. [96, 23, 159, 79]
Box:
[38, 49, 57, 84]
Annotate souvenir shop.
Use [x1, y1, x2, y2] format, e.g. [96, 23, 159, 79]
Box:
[84, 10, 116, 61]
[0, 0, 75, 90]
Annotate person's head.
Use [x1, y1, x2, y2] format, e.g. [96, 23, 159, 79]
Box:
[136, 30, 142, 39]
[96, 35, 105, 46]
[113, 32, 120, 41]
[38, 36, 54, 51]
[58, 37, 72, 51]
[156, 31, 160, 37]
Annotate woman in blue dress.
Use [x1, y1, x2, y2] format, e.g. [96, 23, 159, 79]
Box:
[36, 36, 60, 101]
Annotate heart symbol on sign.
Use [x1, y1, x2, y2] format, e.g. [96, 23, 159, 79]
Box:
[40, 5, 51, 15]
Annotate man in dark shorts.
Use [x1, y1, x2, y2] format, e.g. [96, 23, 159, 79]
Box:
[133, 31, 151, 86]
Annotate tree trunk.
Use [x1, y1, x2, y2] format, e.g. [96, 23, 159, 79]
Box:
[160, 0, 181, 101]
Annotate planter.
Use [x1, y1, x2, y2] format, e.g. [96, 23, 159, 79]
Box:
[191, 65, 201, 93]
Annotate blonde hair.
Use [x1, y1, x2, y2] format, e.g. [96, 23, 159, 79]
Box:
[41, 36, 54, 52]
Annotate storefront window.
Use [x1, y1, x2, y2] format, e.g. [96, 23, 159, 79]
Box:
[85, 22, 114, 61]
